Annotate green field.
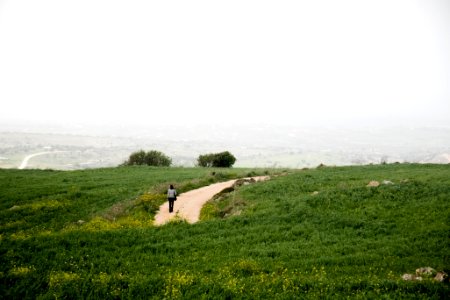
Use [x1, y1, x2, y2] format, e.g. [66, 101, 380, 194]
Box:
[0, 164, 449, 299]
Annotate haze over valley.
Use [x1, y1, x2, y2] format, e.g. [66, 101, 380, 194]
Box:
[1, 122, 449, 170]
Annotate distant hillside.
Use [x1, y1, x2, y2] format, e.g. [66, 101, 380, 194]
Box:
[0, 164, 449, 298]
[1, 124, 450, 169]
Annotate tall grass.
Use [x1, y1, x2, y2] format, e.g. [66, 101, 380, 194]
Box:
[0, 164, 449, 299]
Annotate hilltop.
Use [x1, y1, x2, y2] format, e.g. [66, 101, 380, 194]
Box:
[0, 164, 449, 298]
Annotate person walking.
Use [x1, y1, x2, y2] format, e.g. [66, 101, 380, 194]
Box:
[167, 184, 177, 213]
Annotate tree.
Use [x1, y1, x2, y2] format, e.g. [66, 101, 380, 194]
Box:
[197, 153, 215, 167]
[197, 151, 236, 168]
[213, 151, 236, 167]
[125, 150, 172, 166]
[127, 150, 146, 165]
[144, 150, 172, 167]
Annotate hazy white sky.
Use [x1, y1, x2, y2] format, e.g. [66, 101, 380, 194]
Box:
[0, 0, 449, 128]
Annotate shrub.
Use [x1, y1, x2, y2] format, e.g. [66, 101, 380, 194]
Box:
[125, 150, 172, 167]
[197, 154, 215, 167]
[144, 150, 172, 167]
[127, 150, 146, 165]
[197, 151, 236, 168]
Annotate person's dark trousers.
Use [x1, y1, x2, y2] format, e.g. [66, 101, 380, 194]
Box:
[169, 199, 174, 213]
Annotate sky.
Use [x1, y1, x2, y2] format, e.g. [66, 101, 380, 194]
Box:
[0, 0, 449, 128]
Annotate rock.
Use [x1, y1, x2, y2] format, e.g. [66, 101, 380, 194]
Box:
[402, 274, 422, 281]
[434, 271, 448, 282]
[234, 178, 256, 187]
[367, 181, 380, 187]
[402, 274, 413, 281]
[416, 267, 436, 276]
[382, 180, 394, 185]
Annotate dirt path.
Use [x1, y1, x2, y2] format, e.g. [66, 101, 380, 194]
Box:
[154, 176, 269, 226]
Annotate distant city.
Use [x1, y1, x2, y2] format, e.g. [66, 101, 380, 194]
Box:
[1, 121, 449, 170]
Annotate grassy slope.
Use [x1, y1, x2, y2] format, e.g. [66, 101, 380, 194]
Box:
[0, 164, 449, 299]
[0, 167, 261, 236]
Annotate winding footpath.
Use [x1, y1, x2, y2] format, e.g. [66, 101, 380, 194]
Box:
[154, 176, 269, 226]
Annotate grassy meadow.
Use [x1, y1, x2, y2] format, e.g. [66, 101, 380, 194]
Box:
[0, 164, 449, 299]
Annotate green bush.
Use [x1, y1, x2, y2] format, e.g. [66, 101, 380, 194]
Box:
[124, 150, 172, 167]
[126, 150, 146, 165]
[197, 153, 215, 167]
[144, 150, 171, 167]
[197, 151, 236, 168]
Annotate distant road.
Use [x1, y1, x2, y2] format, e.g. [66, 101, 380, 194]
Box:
[18, 151, 66, 169]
